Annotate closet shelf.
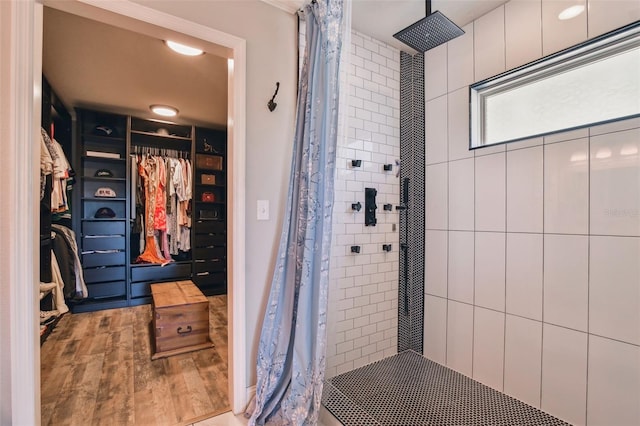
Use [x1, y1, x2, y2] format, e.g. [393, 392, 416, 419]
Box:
[195, 183, 225, 188]
[83, 176, 126, 182]
[130, 130, 192, 141]
[81, 133, 126, 143]
[81, 218, 127, 222]
[195, 201, 225, 206]
[81, 197, 126, 201]
[82, 156, 126, 163]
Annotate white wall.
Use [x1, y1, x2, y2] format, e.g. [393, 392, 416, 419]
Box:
[423, 1, 640, 425]
[132, 0, 298, 385]
[326, 30, 401, 378]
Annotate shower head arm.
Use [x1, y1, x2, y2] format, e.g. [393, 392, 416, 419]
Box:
[426, 0, 432, 16]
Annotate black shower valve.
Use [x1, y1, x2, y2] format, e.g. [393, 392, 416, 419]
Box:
[351, 201, 362, 212]
[351, 159, 362, 167]
[383, 164, 393, 171]
[383, 204, 393, 211]
[350, 245, 361, 254]
[382, 244, 392, 252]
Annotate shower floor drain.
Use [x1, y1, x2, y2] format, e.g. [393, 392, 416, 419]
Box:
[322, 350, 569, 426]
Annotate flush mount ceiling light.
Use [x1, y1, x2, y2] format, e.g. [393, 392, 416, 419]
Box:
[558, 4, 585, 20]
[150, 105, 178, 117]
[164, 40, 204, 56]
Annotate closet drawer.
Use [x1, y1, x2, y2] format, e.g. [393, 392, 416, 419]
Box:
[194, 233, 226, 248]
[130, 262, 192, 283]
[192, 271, 225, 286]
[131, 282, 152, 298]
[82, 236, 125, 251]
[84, 265, 126, 284]
[194, 220, 225, 234]
[82, 220, 126, 236]
[87, 281, 126, 299]
[193, 247, 225, 261]
[82, 251, 125, 268]
[194, 259, 225, 273]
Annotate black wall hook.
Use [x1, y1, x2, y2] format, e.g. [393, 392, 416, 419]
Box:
[351, 159, 362, 167]
[267, 82, 280, 112]
[351, 245, 361, 253]
[352, 202, 362, 211]
[382, 244, 392, 252]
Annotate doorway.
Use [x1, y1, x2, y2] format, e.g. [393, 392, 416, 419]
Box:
[8, 1, 247, 422]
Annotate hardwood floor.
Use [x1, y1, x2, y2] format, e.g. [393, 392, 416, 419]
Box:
[40, 296, 229, 426]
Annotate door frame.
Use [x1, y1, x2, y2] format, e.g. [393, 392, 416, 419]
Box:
[9, 0, 247, 421]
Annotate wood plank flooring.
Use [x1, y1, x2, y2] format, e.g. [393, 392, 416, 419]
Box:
[41, 296, 229, 426]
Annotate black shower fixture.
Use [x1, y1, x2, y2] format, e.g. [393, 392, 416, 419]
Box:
[351, 159, 362, 167]
[382, 244, 392, 252]
[383, 164, 393, 171]
[352, 201, 362, 211]
[383, 204, 393, 211]
[393, 0, 464, 52]
[351, 245, 361, 254]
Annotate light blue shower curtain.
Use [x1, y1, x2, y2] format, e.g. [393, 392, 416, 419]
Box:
[248, 0, 344, 425]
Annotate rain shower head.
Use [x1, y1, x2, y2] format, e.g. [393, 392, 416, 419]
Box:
[393, 0, 464, 52]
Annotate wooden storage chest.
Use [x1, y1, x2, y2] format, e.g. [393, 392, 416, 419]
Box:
[150, 280, 213, 360]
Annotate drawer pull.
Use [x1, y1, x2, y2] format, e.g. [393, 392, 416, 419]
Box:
[177, 326, 192, 335]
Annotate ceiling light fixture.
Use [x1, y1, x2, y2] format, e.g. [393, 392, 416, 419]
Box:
[558, 4, 585, 20]
[150, 105, 178, 117]
[165, 40, 204, 56]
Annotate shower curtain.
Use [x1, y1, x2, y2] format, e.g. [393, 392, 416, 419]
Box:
[247, 0, 344, 424]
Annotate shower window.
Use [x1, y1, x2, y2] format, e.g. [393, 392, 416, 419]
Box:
[470, 22, 640, 148]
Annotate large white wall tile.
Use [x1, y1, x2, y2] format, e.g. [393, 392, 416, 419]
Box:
[447, 88, 472, 161]
[475, 232, 506, 312]
[425, 43, 447, 101]
[425, 230, 447, 298]
[588, 0, 640, 38]
[590, 236, 640, 345]
[446, 300, 474, 376]
[590, 128, 640, 236]
[424, 295, 448, 365]
[505, 0, 543, 69]
[426, 96, 448, 165]
[426, 163, 448, 229]
[506, 233, 543, 320]
[587, 335, 640, 426]
[504, 315, 542, 408]
[541, 324, 588, 426]
[473, 307, 505, 391]
[449, 158, 474, 231]
[475, 152, 506, 232]
[448, 231, 474, 304]
[447, 22, 474, 92]
[542, 0, 588, 56]
[507, 146, 543, 233]
[474, 6, 506, 82]
[544, 138, 589, 234]
[544, 234, 588, 331]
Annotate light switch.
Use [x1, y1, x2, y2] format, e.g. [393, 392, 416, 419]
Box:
[257, 199, 269, 220]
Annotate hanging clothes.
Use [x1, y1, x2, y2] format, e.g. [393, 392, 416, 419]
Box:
[134, 152, 191, 264]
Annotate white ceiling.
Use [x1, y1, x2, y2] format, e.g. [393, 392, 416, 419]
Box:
[42, 1, 508, 128]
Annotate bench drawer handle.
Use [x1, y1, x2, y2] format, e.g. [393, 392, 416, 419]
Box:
[177, 326, 192, 335]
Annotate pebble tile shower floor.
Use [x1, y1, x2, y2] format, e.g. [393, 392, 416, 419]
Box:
[322, 350, 569, 426]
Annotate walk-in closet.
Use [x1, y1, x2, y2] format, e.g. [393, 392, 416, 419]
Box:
[38, 6, 232, 424]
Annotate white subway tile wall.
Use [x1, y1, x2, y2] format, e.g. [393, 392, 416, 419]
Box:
[326, 30, 400, 378]
[423, 1, 640, 424]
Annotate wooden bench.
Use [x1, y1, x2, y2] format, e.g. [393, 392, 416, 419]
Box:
[150, 280, 213, 360]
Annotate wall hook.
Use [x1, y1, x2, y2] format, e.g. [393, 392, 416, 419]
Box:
[382, 244, 392, 252]
[351, 245, 361, 253]
[383, 164, 393, 171]
[352, 202, 362, 211]
[383, 204, 393, 211]
[351, 159, 362, 167]
[267, 82, 280, 112]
